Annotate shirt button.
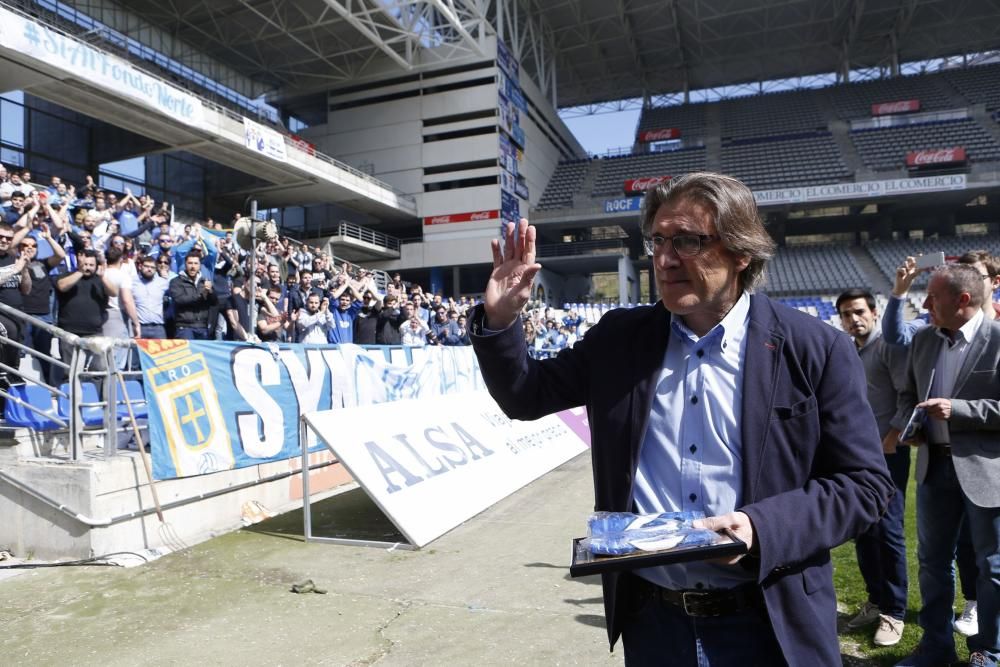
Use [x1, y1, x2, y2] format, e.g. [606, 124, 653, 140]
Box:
[690, 444, 697, 454]
[696, 350, 704, 358]
[722, 341, 727, 349]
[689, 493, 697, 502]
[690, 396, 698, 404]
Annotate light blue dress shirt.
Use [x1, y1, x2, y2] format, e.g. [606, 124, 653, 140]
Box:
[633, 291, 756, 590]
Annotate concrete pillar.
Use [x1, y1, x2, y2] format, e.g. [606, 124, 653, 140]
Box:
[452, 266, 461, 298]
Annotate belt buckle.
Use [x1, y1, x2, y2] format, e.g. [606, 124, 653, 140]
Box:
[681, 590, 708, 616]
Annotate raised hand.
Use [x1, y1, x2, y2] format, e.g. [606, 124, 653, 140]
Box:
[892, 256, 919, 297]
[484, 219, 542, 330]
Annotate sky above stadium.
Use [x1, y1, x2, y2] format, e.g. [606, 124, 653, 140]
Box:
[561, 108, 641, 156]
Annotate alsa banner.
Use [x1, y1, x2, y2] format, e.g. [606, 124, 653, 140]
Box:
[136, 340, 484, 479]
[624, 176, 671, 194]
[423, 210, 499, 226]
[906, 147, 967, 168]
[637, 128, 681, 142]
[872, 100, 921, 116]
[303, 393, 590, 547]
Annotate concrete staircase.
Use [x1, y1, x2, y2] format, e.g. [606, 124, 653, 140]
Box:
[829, 119, 866, 178]
[850, 244, 894, 296]
[574, 159, 601, 206]
[704, 104, 722, 172]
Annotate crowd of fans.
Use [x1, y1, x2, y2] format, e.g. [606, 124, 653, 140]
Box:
[0, 165, 587, 397]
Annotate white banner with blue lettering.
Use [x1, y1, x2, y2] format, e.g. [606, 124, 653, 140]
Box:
[303, 392, 590, 547]
[136, 340, 485, 480]
[0, 6, 204, 128]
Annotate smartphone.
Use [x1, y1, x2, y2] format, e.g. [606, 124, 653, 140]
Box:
[915, 251, 945, 270]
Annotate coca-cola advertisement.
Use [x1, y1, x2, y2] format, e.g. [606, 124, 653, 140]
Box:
[637, 128, 681, 142]
[624, 176, 672, 194]
[423, 210, 500, 226]
[871, 100, 920, 116]
[905, 147, 967, 168]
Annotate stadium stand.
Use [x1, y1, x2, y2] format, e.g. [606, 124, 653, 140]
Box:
[941, 63, 1000, 110]
[536, 159, 589, 210]
[718, 89, 826, 139]
[850, 118, 1000, 170]
[824, 74, 955, 119]
[634, 103, 708, 139]
[721, 132, 850, 190]
[590, 148, 707, 197]
[865, 234, 1000, 287]
[536, 64, 1000, 212]
[762, 244, 868, 295]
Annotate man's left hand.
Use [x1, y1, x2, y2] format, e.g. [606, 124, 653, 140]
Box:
[693, 511, 755, 564]
[917, 398, 951, 420]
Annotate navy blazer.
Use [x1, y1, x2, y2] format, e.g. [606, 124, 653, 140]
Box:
[471, 294, 893, 666]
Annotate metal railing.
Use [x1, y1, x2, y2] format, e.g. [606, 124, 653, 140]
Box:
[536, 239, 628, 258]
[334, 221, 402, 253]
[0, 302, 143, 460]
[0, 1, 416, 210]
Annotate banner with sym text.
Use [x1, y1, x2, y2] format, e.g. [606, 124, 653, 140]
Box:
[135, 340, 485, 480]
[303, 392, 590, 547]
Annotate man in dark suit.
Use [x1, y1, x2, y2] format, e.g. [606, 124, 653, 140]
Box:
[470, 172, 893, 666]
[895, 263, 1000, 667]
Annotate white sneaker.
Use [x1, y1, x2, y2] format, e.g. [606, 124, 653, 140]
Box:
[874, 614, 904, 646]
[846, 601, 881, 630]
[954, 600, 978, 637]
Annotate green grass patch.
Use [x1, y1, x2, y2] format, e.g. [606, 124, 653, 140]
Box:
[833, 461, 970, 665]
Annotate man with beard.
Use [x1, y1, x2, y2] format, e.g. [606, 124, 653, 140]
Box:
[376, 294, 405, 345]
[294, 294, 334, 344]
[353, 290, 383, 345]
[836, 289, 911, 647]
[169, 253, 217, 340]
[55, 249, 117, 378]
[0, 222, 31, 406]
[19, 224, 65, 385]
[132, 255, 170, 341]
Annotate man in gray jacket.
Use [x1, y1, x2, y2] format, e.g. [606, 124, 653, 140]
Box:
[836, 289, 911, 647]
[894, 263, 1000, 667]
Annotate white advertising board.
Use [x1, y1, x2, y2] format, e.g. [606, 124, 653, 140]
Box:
[243, 117, 288, 162]
[303, 392, 589, 547]
[0, 6, 203, 128]
[753, 174, 967, 207]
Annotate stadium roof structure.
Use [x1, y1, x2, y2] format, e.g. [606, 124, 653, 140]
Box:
[114, 0, 1000, 109]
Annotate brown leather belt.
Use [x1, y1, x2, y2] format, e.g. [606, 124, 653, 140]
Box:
[633, 579, 765, 617]
[928, 444, 951, 457]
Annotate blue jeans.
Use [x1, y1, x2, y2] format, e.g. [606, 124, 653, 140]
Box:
[176, 327, 211, 340]
[621, 580, 785, 666]
[916, 453, 1000, 661]
[856, 448, 911, 619]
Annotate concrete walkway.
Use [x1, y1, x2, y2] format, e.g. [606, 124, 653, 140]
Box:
[0, 452, 622, 666]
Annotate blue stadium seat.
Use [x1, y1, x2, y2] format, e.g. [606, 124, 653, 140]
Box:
[57, 383, 105, 427]
[6, 384, 62, 430]
[115, 380, 148, 421]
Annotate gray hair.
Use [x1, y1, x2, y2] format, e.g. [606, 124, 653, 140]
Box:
[932, 263, 985, 310]
[640, 172, 776, 292]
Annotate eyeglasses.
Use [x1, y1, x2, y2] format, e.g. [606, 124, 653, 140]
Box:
[643, 233, 721, 258]
[20, 243, 36, 248]
[0, 236, 13, 242]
